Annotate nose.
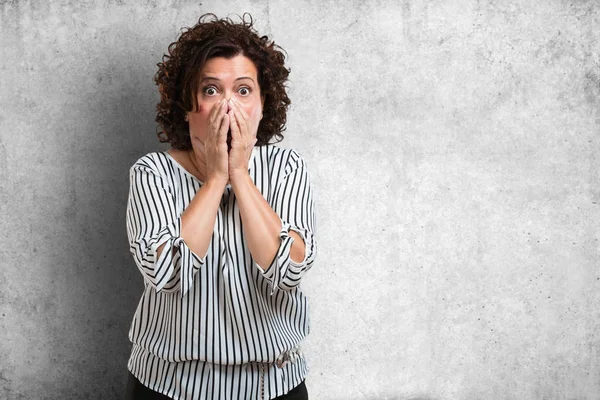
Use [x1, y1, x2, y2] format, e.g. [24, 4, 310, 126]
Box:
[224, 93, 233, 111]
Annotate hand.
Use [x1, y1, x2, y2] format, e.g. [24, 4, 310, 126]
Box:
[192, 99, 230, 185]
[227, 96, 258, 179]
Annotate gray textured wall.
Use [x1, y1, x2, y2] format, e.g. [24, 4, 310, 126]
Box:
[1, 1, 599, 399]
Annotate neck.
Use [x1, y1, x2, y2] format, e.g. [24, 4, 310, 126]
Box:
[187, 149, 206, 182]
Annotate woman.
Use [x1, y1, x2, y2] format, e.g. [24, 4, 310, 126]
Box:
[124, 13, 316, 400]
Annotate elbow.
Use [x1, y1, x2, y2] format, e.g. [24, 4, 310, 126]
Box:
[267, 256, 315, 295]
[289, 226, 316, 268]
[130, 238, 180, 293]
[139, 256, 178, 293]
[288, 230, 306, 265]
[255, 226, 317, 295]
[278, 267, 305, 291]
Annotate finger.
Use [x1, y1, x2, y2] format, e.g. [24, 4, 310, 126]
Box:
[216, 109, 230, 136]
[209, 100, 228, 133]
[207, 99, 221, 123]
[207, 104, 227, 145]
[230, 96, 250, 122]
[218, 114, 230, 144]
[230, 97, 259, 138]
[228, 104, 247, 136]
[228, 109, 241, 139]
[234, 108, 249, 142]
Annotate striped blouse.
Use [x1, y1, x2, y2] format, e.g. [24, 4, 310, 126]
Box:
[125, 144, 317, 400]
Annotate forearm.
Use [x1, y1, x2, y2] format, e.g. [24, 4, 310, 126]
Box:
[157, 178, 226, 259]
[230, 170, 305, 270]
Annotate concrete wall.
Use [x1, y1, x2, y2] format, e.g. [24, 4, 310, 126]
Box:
[1, 0, 599, 399]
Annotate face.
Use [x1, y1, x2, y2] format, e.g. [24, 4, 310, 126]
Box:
[187, 54, 264, 148]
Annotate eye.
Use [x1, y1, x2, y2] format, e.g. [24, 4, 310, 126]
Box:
[203, 86, 218, 96]
[238, 86, 251, 96]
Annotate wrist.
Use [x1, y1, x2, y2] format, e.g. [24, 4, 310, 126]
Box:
[229, 169, 250, 183]
[205, 176, 228, 190]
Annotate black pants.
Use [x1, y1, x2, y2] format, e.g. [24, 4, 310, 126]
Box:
[125, 371, 309, 399]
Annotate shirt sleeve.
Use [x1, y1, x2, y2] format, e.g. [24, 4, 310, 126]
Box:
[256, 152, 317, 294]
[126, 161, 207, 297]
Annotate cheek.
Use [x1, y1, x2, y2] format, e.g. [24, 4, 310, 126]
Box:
[197, 102, 212, 116]
[188, 106, 212, 136]
[196, 96, 219, 115]
[245, 103, 262, 120]
[192, 104, 212, 121]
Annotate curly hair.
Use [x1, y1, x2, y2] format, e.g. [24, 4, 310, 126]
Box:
[154, 13, 291, 149]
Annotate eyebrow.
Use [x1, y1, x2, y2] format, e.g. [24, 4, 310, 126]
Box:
[200, 76, 256, 84]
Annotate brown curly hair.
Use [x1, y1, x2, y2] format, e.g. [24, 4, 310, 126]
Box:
[154, 13, 291, 149]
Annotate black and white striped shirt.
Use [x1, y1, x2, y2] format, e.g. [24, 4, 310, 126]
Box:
[125, 144, 317, 399]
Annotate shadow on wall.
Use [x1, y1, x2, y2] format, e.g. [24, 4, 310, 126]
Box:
[47, 42, 161, 398]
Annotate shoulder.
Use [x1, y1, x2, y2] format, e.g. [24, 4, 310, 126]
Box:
[260, 144, 308, 176]
[129, 151, 173, 178]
